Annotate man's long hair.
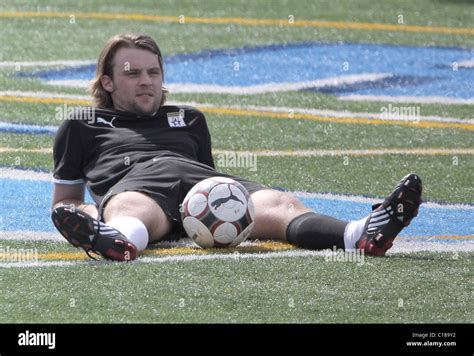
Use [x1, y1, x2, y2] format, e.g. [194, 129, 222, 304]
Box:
[89, 33, 167, 108]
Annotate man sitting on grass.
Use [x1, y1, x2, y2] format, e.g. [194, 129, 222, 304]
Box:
[51, 33, 423, 261]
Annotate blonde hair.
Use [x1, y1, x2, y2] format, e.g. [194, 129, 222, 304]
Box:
[89, 33, 167, 108]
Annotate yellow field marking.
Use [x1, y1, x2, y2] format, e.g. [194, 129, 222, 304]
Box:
[36, 241, 296, 261]
[2, 146, 474, 157]
[1, 11, 473, 36]
[1, 95, 473, 131]
[200, 106, 474, 131]
[147, 240, 295, 255]
[40, 251, 88, 260]
[0, 95, 91, 106]
[28, 236, 474, 261]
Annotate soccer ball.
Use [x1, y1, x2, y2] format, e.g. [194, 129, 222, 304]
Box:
[181, 177, 255, 248]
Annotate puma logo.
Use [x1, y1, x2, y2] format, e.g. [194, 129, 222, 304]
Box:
[96, 117, 116, 128]
[211, 184, 244, 210]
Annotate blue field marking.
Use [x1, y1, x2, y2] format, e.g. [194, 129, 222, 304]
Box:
[17, 42, 474, 100]
[0, 178, 94, 232]
[1, 178, 472, 239]
[0, 122, 57, 135]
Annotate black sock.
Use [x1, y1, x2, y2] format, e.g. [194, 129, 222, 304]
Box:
[286, 212, 348, 250]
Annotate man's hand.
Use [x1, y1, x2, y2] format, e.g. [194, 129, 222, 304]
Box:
[54, 200, 99, 220]
[77, 203, 99, 220]
[52, 183, 99, 219]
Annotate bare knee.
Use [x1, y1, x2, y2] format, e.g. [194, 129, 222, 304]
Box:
[253, 190, 308, 215]
[249, 190, 311, 240]
[103, 191, 146, 219]
[103, 191, 172, 241]
[275, 192, 307, 214]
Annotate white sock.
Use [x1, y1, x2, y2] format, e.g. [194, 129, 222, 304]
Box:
[106, 216, 149, 252]
[343, 216, 369, 250]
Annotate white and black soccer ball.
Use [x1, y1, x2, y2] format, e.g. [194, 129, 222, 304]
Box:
[181, 177, 255, 248]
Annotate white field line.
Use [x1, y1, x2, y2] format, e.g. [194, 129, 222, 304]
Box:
[457, 59, 474, 68]
[38, 75, 474, 106]
[43, 73, 393, 94]
[0, 90, 92, 101]
[213, 148, 474, 157]
[0, 260, 90, 268]
[3, 58, 471, 70]
[201, 102, 474, 124]
[292, 191, 474, 210]
[0, 60, 95, 67]
[339, 95, 474, 106]
[45, 80, 90, 88]
[0, 167, 51, 181]
[0, 147, 52, 154]
[0, 231, 64, 242]
[1, 90, 472, 123]
[0, 241, 472, 268]
[1, 167, 473, 210]
[0, 58, 458, 71]
[20, 81, 474, 106]
[167, 73, 392, 94]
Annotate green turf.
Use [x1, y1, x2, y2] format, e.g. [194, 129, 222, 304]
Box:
[0, 252, 471, 323]
[1, 17, 471, 62]
[1, 108, 473, 204]
[1, 92, 473, 127]
[1, 0, 473, 325]
[2, 0, 473, 29]
[0, 101, 72, 126]
[207, 115, 474, 150]
[0, 240, 65, 251]
[1, 0, 473, 125]
[2, 113, 473, 150]
[0, 133, 53, 149]
[0, 152, 51, 170]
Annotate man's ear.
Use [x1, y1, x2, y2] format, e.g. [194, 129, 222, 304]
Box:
[101, 75, 114, 93]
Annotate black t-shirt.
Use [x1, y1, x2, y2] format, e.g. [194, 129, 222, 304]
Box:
[53, 105, 215, 201]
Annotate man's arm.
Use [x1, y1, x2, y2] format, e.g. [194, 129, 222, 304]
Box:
[52, 114, 97, 217]
[51, 183, 98, 219]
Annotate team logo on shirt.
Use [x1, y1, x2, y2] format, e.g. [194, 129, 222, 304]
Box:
[167, 110, 186, 128]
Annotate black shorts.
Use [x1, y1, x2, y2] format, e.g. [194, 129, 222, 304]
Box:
[98, 153, 267, 239]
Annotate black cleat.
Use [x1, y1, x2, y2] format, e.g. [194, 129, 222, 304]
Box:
[357, 173, 423, 256]
[51, 205, 137, 261]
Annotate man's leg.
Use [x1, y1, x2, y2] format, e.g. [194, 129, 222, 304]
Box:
[248, 173, 422, 256]
[249, 189, 348, 250]
[51, 191, 173, 261]
[103, 191, 173, 241]
[102, 191, 173, 248]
